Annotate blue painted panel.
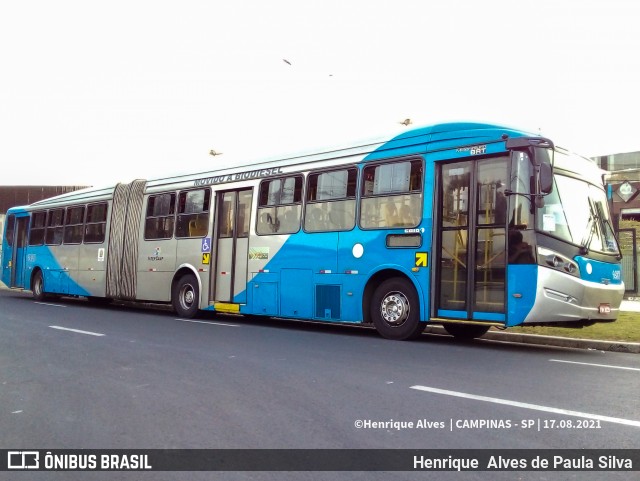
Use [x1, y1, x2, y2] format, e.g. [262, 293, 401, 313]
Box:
[23, 245, 91, 297]
[281, 269, 313, 318]
[574, 256, 622, 285]
[252, 282, 278, 316]
[315, 284, 341, 319]
[437, 309, 467, 319]
[472, 312, 505, 322]
[506, 264, 538, 326]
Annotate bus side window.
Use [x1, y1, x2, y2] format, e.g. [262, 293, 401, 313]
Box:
[306, 207, 325, 231]
[144, 193, 175, 240]
[176, 189, 210, 238]
[258, 210, 278, 233]
[384, 201, 399, 226]
[45, 209, 64, 245]
[280, 207, 299, 233]
[85, 203, 108, 243]
[29, 211, 46, 246]
[304, 168, 357, 233]
[64, 205, 85, 244]
[360, 158, 423, 230]
[256, 176, 302, 235]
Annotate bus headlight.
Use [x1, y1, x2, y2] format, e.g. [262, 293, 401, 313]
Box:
[537, 247, 580, 278]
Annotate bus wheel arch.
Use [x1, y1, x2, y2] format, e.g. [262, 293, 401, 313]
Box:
[364, 270, 425, 340]
[171, 267, 201, 318]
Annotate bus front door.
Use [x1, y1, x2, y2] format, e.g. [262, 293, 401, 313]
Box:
[213, 189, 252, 304]
[434, 157, 508, 325]
[3, 214, 29, 289]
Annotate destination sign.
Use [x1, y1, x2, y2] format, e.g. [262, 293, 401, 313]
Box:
[194, 167, 284, 186]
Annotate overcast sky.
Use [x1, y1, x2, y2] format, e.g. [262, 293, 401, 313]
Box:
[1, 0, 639, 186]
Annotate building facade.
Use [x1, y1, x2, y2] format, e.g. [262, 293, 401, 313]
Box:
[594, 150, 640, 295]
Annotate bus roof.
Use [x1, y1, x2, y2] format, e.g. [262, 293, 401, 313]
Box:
[10, 121, 537, 211]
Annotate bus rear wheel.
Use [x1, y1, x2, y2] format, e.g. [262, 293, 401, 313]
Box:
[172, 274, 199, 319]
[32, 271, 46, 301]
[370, 278, 424, 340]
[442, 323, 490, 340]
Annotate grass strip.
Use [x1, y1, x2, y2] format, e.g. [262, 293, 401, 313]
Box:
[503, 311, 640, 343]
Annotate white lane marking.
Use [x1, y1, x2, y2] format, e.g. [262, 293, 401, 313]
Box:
[35, 302, 66, 307]
[12, 410, 23, 414]
[410, 385, 640, 428]
[49, 326, 105, 337]
[175, 318, 240, 327]
[550, 359, 640, 372]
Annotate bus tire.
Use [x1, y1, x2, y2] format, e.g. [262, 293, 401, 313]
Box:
[370, 277, 424, 340]
[442, 323, 490, 340]
[32, 270, 46, 301]
[172, 274, 199, 319]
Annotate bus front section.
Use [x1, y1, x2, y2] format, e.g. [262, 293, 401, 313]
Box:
[506, 139, 624, 327]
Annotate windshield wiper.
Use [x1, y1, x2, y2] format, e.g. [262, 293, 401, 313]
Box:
[594, 202, 622, 258]
[579, 201, 598, 255]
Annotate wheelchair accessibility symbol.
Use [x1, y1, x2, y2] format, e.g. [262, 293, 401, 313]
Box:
[201, 238, 211, 253]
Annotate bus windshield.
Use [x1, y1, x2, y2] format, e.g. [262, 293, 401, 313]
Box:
[537, 174, 620, 255]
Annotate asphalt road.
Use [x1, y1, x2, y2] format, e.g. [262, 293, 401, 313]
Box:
[1, 289, 639, 481]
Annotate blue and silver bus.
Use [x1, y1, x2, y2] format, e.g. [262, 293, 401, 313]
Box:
[1, 122, 624, 340]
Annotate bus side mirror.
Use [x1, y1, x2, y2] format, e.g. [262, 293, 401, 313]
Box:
[539, 161, 553, 194]
[506, 136, 554, 197]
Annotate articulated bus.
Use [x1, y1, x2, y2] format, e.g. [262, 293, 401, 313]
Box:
[1, 122, 624, 340]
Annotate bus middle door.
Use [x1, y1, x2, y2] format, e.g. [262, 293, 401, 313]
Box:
[213, 189, 253, 305]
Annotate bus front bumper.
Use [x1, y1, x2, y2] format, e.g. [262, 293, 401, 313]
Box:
[522, 267, 624, 326]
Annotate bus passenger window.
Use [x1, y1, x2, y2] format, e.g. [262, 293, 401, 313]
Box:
[144, 193, 175, 240]
[29, 211, 46, 246]
[280, 207, 299, 233]
[188, 215, 208, 237]
[306, 207, 325, 231]
[85, 203, 108, 243]
[256, 176, 302, 235]
[399, 204, 414, 225]
[384, 201, 399, 226]
[258, 210, 278, 233]
[360, 159, 423, 230]
[176, 189, 210, 238]
[45, 209, 64, 245]
[304, 168, 357, 233]
[64, 206, 85, 244]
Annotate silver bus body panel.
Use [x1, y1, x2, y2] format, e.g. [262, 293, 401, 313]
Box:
[523, 267, 624, 324]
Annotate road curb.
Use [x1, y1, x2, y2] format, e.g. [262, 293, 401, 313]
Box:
[423, 325, 640, 353]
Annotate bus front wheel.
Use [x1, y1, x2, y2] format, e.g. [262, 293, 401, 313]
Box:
[172, 274, 199, 318]
[442, 323, 490, 340]
[370, 278, 424, 340]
